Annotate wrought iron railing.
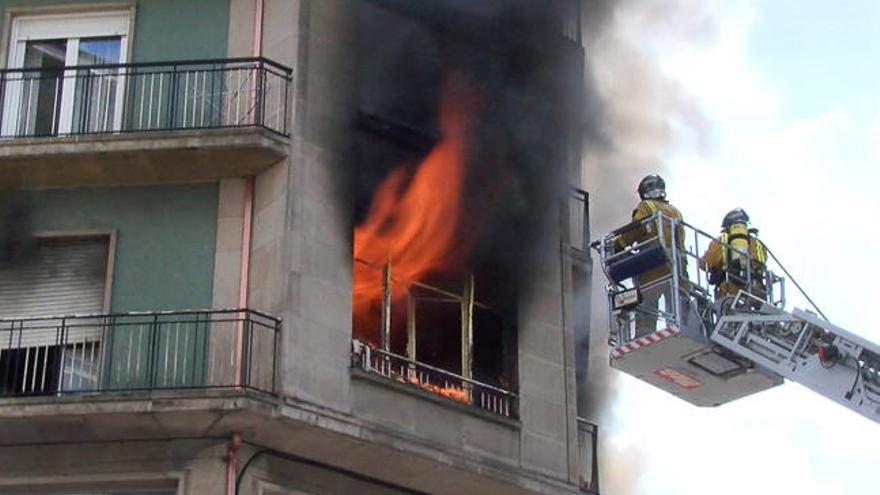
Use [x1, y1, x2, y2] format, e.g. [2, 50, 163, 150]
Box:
[0, 309, 280, 397]
[351, 339, 519, 418]
[0, 57, 291, 139]
[577, 417, 600, 494]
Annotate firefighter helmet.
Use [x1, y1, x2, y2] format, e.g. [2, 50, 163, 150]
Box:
[722, 208, 750, 229]
[637, 174, 666, 200]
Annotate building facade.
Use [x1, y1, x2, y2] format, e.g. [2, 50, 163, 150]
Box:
[0, 1, 597, 494]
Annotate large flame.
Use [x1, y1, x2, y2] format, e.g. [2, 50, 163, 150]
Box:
[352, 78, 474, 337]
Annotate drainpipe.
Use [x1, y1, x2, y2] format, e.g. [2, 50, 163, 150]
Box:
[225, 432, 242, 495]
[234, 0, 263, 388]
[235, 177, 254, 387]
[252, 0, 264, 58]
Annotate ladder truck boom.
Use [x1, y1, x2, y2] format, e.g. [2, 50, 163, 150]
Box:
[592, 212, 880, 423]
[712, 296, 880, 421]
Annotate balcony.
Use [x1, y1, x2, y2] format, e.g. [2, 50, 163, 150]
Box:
[0, 58, 292, 188]
[0, 308, 279, 398]
[351, 340, 519, 418]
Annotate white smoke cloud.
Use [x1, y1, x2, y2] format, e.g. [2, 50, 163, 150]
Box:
[580, 1, 725, 494]
[587, 0, 880, 493]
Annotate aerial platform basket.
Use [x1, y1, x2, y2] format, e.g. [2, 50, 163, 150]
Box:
[610, 324, 782, 407]
[595, 213, 786, 407]
[593, 212, 880, 422]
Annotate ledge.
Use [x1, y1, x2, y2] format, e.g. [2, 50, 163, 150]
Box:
[0, 384, 579, 495]
[0, 388, 279, 445]
[0, 127, 288, 189]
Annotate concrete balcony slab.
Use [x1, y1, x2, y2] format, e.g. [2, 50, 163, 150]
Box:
[0, 128, 288, 189]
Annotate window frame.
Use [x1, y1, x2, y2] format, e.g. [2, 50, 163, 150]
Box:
[1, 8, 132, 136]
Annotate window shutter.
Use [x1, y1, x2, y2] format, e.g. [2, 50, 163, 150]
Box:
[0, 236, 109, 348]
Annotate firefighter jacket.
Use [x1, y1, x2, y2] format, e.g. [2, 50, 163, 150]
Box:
[700, 226, 768, 298]
[618, 199, 686, 284]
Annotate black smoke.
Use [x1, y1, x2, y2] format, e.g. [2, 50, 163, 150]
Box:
[351, 0, 581, 305]
[579, 1, 715, 494]
[0, 191, 34, 268]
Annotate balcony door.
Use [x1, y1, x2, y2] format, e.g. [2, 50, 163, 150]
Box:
[2, 11, 129, 137]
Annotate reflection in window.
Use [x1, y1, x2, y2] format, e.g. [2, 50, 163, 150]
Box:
[62, 341, 101, 391]
[20, 39, 66, 136]
[78, 37, 121, 66]
[73, 36, 123, 133]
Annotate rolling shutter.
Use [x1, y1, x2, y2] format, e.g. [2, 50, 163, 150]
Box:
[0, 236, 109, 348]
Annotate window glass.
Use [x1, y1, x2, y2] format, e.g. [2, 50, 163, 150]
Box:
[61, 341, 101, 391]
[19, 39, 67, 135]
[23, 39, 67, 68]
[72, 36, 122, 132]
[77, 37, 121, 66]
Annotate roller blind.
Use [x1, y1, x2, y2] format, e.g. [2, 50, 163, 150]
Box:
[0, 236, 109, 348]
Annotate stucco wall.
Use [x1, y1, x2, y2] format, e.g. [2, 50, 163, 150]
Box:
[30, 183, 218, 311]
[0, 0, 229, 62]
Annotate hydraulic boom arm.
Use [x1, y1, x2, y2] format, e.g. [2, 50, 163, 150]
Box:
[712, 294, 880, 422]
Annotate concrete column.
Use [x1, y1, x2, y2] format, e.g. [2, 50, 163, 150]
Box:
[280, 0, 357, 412]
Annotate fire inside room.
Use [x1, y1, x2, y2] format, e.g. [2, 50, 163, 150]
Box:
[349, 1, 573, 414]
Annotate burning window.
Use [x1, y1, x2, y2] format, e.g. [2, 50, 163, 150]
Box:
[349, 2, 520, 415]
[349, 1, 572, 416]
[351, 82, 517, 414]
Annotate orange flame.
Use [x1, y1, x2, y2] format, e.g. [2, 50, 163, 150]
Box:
[391, 374, 471, 403]
[352, 78, 475, 338]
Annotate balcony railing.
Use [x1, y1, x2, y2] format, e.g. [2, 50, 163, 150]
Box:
[577, 417, 600, 494]
[0, 309, 280, 397]
[351, 339, 519, 418]
[570, 187, 590, 252]
[0, 57, 291, 139]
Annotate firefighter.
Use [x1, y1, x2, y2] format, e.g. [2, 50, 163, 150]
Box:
[701, 208, 768, 301]
[619, 174, 686, 336]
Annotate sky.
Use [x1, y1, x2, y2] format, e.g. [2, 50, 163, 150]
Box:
[591, 1, 880, 494]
